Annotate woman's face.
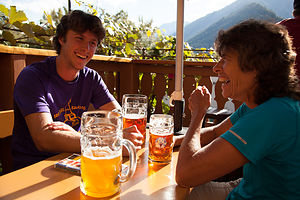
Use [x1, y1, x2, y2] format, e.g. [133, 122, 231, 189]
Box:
[213, 49, 257, 105]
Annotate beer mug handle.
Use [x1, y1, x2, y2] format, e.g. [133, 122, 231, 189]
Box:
[119, 139, 137, 183]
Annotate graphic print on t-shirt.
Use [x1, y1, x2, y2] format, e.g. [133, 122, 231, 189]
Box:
[53, 99, 86, 127]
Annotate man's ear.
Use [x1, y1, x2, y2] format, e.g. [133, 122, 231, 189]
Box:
[59, 37, 64, 45]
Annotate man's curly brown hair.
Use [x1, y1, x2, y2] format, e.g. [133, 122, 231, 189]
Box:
[53, 10, 105, 55]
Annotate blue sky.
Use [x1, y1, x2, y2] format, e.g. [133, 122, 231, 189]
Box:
[0, 0, 236, 27]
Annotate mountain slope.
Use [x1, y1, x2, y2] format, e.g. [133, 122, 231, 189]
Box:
[160, 21, 190, 36]
[187, 3, 282, 48]
[160, 22, 176, 36]
[183, 0, 292, 41]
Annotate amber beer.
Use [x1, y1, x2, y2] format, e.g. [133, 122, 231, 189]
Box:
[148, 114, 174, 163]
[80, 148, 122, 198]
[122, 94, 148, 144]
[149, 131, 174, 163]
[123, 115, 147, 144]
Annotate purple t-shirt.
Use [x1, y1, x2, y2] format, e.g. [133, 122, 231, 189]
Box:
[12, 56, 115, 169]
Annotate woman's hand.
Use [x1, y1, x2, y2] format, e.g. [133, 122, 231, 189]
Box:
[188, 86, 211, 116]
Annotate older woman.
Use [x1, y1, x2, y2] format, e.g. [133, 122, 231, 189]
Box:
[176, 19, 300, 200]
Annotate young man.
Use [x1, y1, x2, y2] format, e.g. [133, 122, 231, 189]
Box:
[12, 10, 143, 170]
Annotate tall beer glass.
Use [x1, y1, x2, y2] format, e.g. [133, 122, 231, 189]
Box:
[80, 110, 137, 198]
[148, 114, 174, 163]
[122, 94, 148, 144]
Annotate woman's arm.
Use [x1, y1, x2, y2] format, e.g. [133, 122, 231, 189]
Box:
[175, 86, 248, 187]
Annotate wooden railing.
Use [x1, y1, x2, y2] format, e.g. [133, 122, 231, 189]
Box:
[133, 48, 218, 61]
[0, 45, 241, 127]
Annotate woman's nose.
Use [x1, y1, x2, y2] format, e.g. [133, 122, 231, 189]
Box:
[213, 60, 222, 73]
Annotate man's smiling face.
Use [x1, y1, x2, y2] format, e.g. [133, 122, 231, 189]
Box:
[59, 30, 98, 71]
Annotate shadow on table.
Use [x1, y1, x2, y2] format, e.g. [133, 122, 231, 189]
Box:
[149, 185, 190, 200]
[53, 188, 148, 200]
[53, 186, 189, 200]
[51, 187, 80, 200]
[1, 165, 74, 200]
[52, 187, 122, 200]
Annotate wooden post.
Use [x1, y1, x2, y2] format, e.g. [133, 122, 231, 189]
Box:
[119, 62, 136, 102]
[0, 54, 26, 110]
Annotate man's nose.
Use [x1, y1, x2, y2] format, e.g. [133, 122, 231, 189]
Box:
[82, 41, 91, 51]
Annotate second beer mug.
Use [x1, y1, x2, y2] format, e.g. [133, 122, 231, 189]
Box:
[80, 110, 137, 198]
[149, 114, 174, 163]
[122, 94, 148, 144]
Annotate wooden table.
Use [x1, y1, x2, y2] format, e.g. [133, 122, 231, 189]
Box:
[0, 145, 190, 199]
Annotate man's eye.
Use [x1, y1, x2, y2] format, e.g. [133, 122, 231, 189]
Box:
[90, 42, 97, 47]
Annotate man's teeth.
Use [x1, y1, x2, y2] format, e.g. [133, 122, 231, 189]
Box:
[75, 53, 88, 59]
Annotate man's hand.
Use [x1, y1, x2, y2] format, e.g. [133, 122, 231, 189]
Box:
[122, 125, 143, 156]
[45, 121, 76, 132]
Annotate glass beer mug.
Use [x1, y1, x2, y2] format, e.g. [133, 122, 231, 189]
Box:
[148, 114, 174, 163]
[122, 94, 148, 144]
[80, 110, 137, 198]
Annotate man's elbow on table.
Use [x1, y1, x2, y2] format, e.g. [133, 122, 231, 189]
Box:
[32, 133, 51, 152]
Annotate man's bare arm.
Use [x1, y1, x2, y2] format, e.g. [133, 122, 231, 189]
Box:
[98, 100, 121, 111]
[25, 112, 81, 153]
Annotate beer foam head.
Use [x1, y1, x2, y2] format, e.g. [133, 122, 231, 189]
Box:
[84, 146, 121, 159]
[150, 115, 173, 128]
[150, 126, 173, 135]
[123, 114, 146, 119]
[81, 110, 122, 135]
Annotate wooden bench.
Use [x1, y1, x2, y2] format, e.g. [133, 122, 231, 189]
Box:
[0, 110, 14, 175]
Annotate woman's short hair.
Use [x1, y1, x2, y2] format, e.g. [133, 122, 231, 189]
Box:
[214, 19, 300, 104]
[53, 10, 105, 54]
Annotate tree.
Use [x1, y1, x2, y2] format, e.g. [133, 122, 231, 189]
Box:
[0, 2, 217, 61]
[0, 5, 55, 48]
